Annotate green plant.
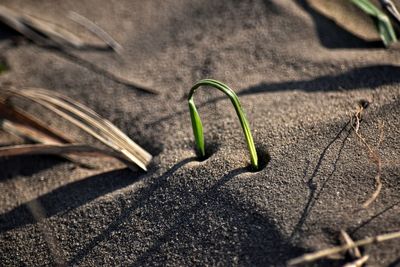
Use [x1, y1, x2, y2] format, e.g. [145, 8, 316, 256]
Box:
[351, 0, 397, 46]
[0, 63, 8, 74]
[188, 79, 258, 170]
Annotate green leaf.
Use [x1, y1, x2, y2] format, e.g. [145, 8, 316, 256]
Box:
[351, 0, 397, 46]
[188, 79, 259, 170]
[0, 63, 8, 74]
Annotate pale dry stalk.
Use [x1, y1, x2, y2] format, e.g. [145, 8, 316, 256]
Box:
[350, 103, 384, 208]
[288, 230, 400, 265]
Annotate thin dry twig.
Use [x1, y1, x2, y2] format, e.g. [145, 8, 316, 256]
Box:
[350, 101, 384, 208]
[0, 5, 49, 45]
[340, 230, 369, 267]
[288, 230, 400, 265]
[340, 230, 362, 259]
[0, 4, 122, 51]
[343, 255, 369, 267]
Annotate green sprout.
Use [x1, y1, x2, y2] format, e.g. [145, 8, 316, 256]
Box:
[188, 79, 258, 170]
[0, 63, 8, 74]
[351, 0, 397, 46]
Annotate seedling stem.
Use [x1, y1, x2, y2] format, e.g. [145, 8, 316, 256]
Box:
[188, 79, 259, 170]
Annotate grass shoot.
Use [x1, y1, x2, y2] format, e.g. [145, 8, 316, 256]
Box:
[188, 79, 259, 170]
[351, 0, 397, 46]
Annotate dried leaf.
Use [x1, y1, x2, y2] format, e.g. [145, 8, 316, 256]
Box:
[0, 101, 71, 144]
[0, 87, 152, 171]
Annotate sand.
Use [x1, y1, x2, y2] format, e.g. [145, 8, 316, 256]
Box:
[0, 0, 399, 266]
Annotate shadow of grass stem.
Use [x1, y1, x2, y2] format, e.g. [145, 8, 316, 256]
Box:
[188, 79, 258, 170]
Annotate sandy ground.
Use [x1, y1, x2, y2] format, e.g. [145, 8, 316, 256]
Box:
[0, 0, 399, 266]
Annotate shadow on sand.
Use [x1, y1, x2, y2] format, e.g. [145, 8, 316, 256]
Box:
[130, 167, 306, 266]
[238, 65, 400, 95]
[64, 158, 315, 266]
[290, 122, 351, 240]
[0, 168, 143, 232]
[147, 64, 400, 128]
[0, 155, 65, 181]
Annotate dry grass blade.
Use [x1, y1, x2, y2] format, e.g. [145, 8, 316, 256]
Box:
[0, 4, 113, 50]
[0, 143, 137, 167]
[288, 230, 400, 265]
[0, 100, 72, 144]
[1, 88, 152, 171]
[68, 11, 123, 53]
[0, 5, 49, 45]
[0, 4, 84, 48]
[0, 100, 96, 168]
[380, 0, 400, 26]
[0, 5, 159, 94]
[21, 14, 85, 48]
[343, 255, 369, 267]
[340, 230, 362, 258]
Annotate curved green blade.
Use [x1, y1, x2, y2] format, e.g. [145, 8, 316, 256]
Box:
[351, 0, 397, 46]
[188, 79, 259, 170]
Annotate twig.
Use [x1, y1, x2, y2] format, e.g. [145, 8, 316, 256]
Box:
[340, 230, 362, 258]
[350, 102, 384, 207]
[288, 230, 400, 265]
[343, 255, 369, 267]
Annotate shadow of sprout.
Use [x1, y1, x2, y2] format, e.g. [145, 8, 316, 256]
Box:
[64, 158, 306, 266]
[130, 167, 306, 266]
